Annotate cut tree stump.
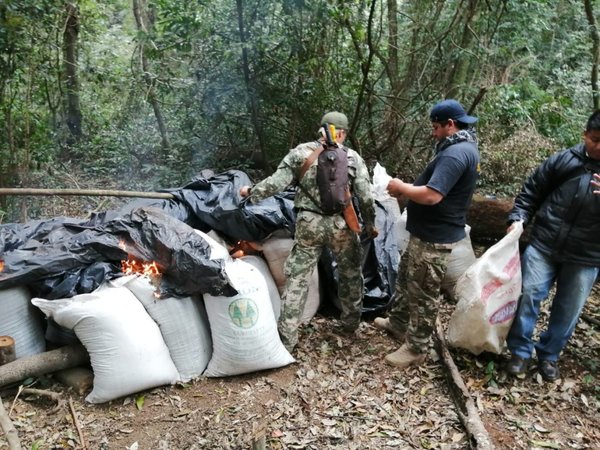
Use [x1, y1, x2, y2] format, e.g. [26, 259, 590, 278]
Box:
[0, 337, 16, 366]
[434, 319, 495, 449]
[0, 344, 89, 388]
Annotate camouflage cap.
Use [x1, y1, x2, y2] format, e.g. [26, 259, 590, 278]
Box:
[320, 111, 349, 130]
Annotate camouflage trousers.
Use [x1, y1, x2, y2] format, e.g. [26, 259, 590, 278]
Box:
[279, 210, 363, 350]
[388, 235, 454, 354]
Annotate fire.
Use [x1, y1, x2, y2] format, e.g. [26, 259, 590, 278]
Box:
[0, 260, 4, 272]
[121, 259, 161, 277]
[229, 240, 261, 259]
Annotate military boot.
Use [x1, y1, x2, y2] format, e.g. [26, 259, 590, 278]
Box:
[373, 317, 405, 340]
[384, 344, 425, 369]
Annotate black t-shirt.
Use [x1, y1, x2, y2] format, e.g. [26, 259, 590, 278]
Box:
[406, 140, 480, 244]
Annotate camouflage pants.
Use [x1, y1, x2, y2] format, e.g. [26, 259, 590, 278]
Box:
[279, 210, 363, 350]
[388, 235, 454, 354]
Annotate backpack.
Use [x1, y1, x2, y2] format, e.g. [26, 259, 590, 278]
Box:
[316, 144, 350, 214]
[298, 141, 350, 215]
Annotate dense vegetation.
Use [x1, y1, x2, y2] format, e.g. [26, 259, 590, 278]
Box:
[1, 0, 598, 222]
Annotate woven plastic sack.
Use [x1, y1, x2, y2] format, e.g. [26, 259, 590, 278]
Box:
[441, 225, 477, 301]
[447, 222, 523, 355]
[32, 285, 179, 403]
[260, 237, 320, 323]
[240, 255, 282, 320]
[110, 275, 212, 382]
[203, 258, 294, 377]
[0, 286, 45, 359]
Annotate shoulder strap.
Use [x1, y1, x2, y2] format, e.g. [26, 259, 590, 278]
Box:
[298, 143, 325, 181]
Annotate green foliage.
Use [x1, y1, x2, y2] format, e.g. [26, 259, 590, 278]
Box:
[135, 394, 145, 410]
[1, 0, 599, 211]
[30, 440, 44, 450]
[484, 360, 499, 388]
[478, 127, 555, 196]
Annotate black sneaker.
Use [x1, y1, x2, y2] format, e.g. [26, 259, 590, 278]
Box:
[505, 355, 530, 376]
[538, 360, 560, 381]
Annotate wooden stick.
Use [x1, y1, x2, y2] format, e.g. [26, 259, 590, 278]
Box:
[581, 313, 600, 327]
[0, 344, 89, 388]
[69, 397, 88, 450]
[434, 318, 495, 449]
[0, 395, 21, 450]
[0, 188, 175, 199]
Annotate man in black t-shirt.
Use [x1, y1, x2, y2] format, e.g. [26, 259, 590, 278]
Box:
[374, 99, 480, 369]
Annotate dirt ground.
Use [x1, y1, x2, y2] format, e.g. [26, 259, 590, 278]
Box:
[1, 285, 599, 450]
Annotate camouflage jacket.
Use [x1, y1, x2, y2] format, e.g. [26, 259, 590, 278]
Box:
[250, 141, 376, 227]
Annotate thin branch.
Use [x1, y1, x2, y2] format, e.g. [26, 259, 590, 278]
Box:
[69, 397, 88, 449]
[0, 395, 21, 450]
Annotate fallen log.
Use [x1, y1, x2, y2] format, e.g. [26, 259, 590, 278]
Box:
[0, 344, 89, 389]
[0, 188, 174, 199]
[434, 319, 495, 449]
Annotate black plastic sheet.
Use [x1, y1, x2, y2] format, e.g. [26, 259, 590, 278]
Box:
[318, 199, 401, 315]
[172, 170, 296, 241]
[0, 170, 401, 312]
[0, 207, 235, 298]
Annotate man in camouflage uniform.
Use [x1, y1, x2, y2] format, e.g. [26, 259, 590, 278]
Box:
[240, 112, 377, 352]
[374, 99, 480, 369]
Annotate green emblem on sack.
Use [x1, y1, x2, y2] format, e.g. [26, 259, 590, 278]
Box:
[228, 298, 259, 328]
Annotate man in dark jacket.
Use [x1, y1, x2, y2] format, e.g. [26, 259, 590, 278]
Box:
[374, 99, 480, 369]
[505, 110, 600, 381]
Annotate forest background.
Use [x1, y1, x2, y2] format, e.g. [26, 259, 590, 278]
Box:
[1, 0, 599, 223]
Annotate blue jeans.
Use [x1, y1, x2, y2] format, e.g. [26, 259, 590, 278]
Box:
[507, 245, 599, 362]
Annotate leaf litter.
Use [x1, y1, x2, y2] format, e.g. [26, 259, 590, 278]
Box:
[1, 289, 598, 449]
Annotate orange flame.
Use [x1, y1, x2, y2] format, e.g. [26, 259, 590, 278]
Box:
[121, 259, 161, 277]
[0, 260, 4, 272]
[229, 240, 261, 259]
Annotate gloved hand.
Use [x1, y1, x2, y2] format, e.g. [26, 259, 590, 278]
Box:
[364, 224, 379, 239]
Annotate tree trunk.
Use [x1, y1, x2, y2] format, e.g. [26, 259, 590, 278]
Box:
[446, 0, 480, 98]
[132, 0, 171, 152]
[584, 0, 600, 110]
[341, 0, 377, 153]
[63, 2, 83, 144]
[0, 344, 89, 388]
[236, 0, 271, 171]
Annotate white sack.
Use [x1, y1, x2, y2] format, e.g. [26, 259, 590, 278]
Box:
[195, 229, 230, 260]
[240, 255, 282, 320]
[32, 285, 179, 403]
[203, 258, 294, 377]
[441, 225, 477, 300]
[397, 209, 410, 257]
[110, 275, 212, 382]
[447, 222, 523, 355]
[260, 237, 320, 323]
[372, 162, 393, 200]
[0, 286, 45, 359]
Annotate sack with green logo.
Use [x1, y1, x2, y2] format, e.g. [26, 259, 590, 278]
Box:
[203, 257, 295, 377]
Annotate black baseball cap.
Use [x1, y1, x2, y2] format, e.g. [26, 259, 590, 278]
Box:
[430, 99, 478, 124]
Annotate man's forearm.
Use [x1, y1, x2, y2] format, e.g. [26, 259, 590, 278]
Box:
[387, 179, 443, 205]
